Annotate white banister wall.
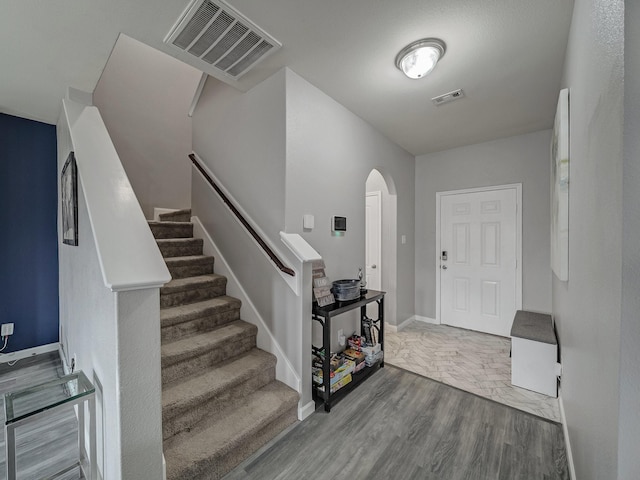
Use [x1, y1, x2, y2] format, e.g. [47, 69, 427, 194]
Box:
[191, 169, 318, 419]
[58, 98, 169, 479]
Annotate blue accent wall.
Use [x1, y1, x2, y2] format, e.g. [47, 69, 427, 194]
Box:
[0, 113, 59, 352]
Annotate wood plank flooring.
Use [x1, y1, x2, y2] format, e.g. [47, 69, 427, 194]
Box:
[0, 352, 80, 479]
[225, 365, 569, 480]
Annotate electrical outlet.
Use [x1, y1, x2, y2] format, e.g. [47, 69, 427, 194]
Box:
[1, 323, 14, 336]
[337, 329, 343, 343]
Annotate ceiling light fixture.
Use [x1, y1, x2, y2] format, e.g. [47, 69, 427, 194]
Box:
[395, 38, 446, 79]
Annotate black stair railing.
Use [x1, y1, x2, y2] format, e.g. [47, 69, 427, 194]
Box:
[189, 153, 295, 277]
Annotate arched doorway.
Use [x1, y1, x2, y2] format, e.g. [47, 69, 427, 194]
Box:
[365, 169, 398, 325]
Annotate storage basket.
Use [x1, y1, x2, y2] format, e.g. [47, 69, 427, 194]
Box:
[332, 279, 360, 301]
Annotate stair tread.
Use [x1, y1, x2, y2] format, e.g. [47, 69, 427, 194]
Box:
[162, 349, 276, 412]
[169, 208, 192, 213]
[156, 238, 201, 244]
[164, 255, 214, 265]
[161, 296, 240, 324]
[159, 208, 191, 218]
[148, 220, 193, 226]
[161, 320, 256, 364]
[164, 381, 298, 472]
[162, 274, 226, 292]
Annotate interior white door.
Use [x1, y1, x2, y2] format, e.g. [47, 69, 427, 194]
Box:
[365, 192, 382, 318]
[440, 188, 517, 337]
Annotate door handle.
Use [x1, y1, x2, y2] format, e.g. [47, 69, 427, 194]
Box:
[441, 265, 448, 270]
[371, 264, 377, 269]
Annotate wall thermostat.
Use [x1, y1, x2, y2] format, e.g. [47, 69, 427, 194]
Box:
[332, 216, 347, 232]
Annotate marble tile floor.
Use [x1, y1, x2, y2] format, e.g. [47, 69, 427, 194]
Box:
[385, 320, 561, 422]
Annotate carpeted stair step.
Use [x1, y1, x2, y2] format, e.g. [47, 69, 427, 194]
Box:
[161, 320, 257, 385]
[159, 209, 192, 223]
[164, 381, 299, 480]
[156, 238, 204, 258]
[161, 275, 227, 308]
[149, 221, 193, 239]
[162, 349, 277, 441]
[161, 296, 241, 342]
[165, 255, 215, 280]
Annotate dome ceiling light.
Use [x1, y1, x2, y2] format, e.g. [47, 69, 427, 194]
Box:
[395, 38, 446, 79]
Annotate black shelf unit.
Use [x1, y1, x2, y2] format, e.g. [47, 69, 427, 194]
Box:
[312, 289, 385, 412]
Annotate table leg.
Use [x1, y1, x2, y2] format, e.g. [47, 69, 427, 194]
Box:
[89, 396, 97, 480]
[6, 424, 16, 480]
[79, 401, 85, 469]
[379, 297, 385, 367]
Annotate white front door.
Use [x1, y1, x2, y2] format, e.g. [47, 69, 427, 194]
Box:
[439, 187, 519, 337]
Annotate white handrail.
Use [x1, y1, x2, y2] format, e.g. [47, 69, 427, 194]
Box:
[64, 99, 171, 291]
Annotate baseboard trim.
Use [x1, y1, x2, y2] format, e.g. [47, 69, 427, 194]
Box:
[298, 400, 316, 421]
[558, 388, 576, 480]
[0, 343, 59, 364]
[386, 315, 438, 333]
[413, 315, 439, 325]
[192, 216, 301, 394]
[385, 322, 398, 333]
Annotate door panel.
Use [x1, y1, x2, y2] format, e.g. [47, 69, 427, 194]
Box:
[365, 192, 381, 318]
[440, 188, 517, 337]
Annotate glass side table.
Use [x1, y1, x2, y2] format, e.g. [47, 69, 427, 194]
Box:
[4, 370, 96, 480]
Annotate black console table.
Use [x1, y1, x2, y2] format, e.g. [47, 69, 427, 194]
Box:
[312, 290, 385, 412]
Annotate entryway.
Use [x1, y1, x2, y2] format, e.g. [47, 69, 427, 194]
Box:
[385, 321, 560, 422]
[437, 184, 522, 337]
[365, 169, 398, 324]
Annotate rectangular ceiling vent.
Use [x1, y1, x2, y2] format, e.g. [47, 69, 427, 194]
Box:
[165, 0, 281, 79]
[432, 89, 465, 106]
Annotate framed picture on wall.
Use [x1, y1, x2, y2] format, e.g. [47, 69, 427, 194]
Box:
[61, 152, 78, 246]
[551, 88, 569, 281]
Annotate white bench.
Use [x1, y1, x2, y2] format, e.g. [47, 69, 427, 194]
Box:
[510, 310, 558, 397]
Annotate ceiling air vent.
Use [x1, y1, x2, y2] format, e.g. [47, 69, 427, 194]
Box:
[432, 89, 465, 106]
[165, 0, 281, 79]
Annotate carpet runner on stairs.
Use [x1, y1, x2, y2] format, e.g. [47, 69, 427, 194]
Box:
[151, 209, 299, 480]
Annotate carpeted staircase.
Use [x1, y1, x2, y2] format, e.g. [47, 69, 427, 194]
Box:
[150, 209, 299, 480]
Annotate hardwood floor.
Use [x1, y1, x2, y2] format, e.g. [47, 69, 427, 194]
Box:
[0, 352, 80, 479]
[225, 365, 569, 480]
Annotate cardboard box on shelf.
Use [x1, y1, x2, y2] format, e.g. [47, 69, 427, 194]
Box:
[313, 359, 355, 386]
[343, 348, 365, 364]
[331, 373, 352, 393]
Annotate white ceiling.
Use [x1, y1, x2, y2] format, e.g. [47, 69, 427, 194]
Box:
[0, 0, 574, 156]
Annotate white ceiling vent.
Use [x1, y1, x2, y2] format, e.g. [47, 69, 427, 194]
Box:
[165, 0, 281, 79]
[432, 89, 465, 106]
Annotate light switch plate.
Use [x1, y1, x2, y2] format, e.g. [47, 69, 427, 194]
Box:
[303, 214, 314, 229]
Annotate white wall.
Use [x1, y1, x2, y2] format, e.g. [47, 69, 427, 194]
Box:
[190, 67, 415, 404]
[191, 69, 309, 407]
[58, 186, 164, 480]
[285, 69, 415, 326]
[58, 113, 121, 479]
[58, 100, 166, 480]
[415, 129, 552, 319]
[619, 1, 640, 476]
[93, 34, 201, 219]
[553, 0, 624, 478]
[192, 70, 287, 240]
